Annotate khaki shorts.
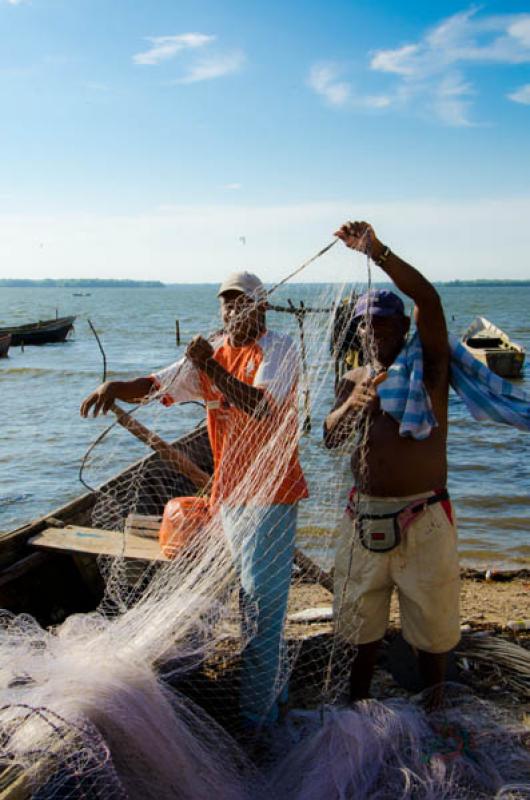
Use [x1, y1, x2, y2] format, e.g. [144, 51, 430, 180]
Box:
[334, 492, 460, 654]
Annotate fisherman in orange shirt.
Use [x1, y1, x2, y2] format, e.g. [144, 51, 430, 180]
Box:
[81, 271, 308, 730]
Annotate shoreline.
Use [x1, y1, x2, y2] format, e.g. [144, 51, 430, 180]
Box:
[287, 571, 530, 633]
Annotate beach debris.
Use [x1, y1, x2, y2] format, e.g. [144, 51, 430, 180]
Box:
[288, 607, 333, 624]
[507, 619, 530, 632]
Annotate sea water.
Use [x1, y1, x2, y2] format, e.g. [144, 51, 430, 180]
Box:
[0, 283, 528, 569]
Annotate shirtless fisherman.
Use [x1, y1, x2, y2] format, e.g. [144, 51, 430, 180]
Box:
[324, 221, 459, 707]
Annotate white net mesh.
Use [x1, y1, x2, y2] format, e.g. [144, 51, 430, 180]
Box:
[0, 247, 529, 799]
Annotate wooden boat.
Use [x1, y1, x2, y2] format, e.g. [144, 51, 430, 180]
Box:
[0, 333, 10, 358]
[0, 423, 213, 623]
[462, 316, 526, 379]
[0, 316, 76, 347]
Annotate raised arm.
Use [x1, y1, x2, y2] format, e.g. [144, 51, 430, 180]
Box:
[336, 221, 449, 378]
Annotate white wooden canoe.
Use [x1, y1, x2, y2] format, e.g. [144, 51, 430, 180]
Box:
[462, 316, 526, 379]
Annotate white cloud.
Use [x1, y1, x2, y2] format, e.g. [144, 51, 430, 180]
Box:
[372, 9, 530, 77]
[508, 83, 530, 104]
[432, 73, 475, 126]
[370, 44, 421, 76]
[5, 0, 27, 4]
[308, 64, 351, 107]
[308, 9, 530, 126]
[175, 51, 245, 84]
[224, 183, 242, 190]
[308, 62, 391, 110]
[133, 33, 214, 66]
[506, 18, 530, 50]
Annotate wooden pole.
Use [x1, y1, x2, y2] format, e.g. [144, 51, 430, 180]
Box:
[288, 299, 312, 434]
[175, 320, 181, 346]
[111, 403, 210, 491]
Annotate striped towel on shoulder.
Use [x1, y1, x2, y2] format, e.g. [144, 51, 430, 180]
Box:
[377, 331, 530, 440]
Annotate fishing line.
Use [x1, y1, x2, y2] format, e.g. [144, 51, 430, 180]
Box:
[267, 239, 339, 296]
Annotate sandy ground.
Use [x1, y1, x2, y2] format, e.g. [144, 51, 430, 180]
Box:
[286, 573, 530, 631]
[281, 574, 530, 719]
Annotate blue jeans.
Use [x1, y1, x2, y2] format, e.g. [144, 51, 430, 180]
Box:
[221, 504, 298, 725]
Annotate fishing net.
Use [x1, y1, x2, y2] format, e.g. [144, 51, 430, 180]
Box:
[1, 242, 529, 799]
[0, 704, 127, 799]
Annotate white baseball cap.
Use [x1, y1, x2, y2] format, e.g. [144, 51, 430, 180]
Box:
[217, 271, 267, 302]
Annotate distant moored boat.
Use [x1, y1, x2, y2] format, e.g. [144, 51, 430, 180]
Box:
[0, 333, 11, 357]
[0, 315, 76, 347]
[462, 316, 525, 379]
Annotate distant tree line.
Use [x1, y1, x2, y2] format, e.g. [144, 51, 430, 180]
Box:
[0, 279, 164, 288]
[437, 279, 530, 286]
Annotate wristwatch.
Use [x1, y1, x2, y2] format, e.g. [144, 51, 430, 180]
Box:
[376, 245, 391, 266]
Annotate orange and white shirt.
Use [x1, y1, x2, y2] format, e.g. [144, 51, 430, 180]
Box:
[151, 330, 308, 507]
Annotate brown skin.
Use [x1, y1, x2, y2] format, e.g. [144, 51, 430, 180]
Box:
[80, 377, 155, 418]
[325, 221, 451, 707]
[80, 289, 272, 420]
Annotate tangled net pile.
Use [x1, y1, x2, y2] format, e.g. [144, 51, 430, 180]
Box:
[0, 246, 529, 799]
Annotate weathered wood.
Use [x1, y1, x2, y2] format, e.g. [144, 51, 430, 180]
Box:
[0, 493, 95, 569]
[124, 513, 162, 539]
[30, 525, 169, 563]
[111, 403, 210, 491]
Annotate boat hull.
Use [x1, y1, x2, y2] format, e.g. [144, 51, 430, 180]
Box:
[462, 316, 526, 379]
[0, 316, 76, 347]
[0, 424, 213, 623]
[463, 342, 525, 378]
[0, 333, 10, 357]
[485, 348, 525, 378]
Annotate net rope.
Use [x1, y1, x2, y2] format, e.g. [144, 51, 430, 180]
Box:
[0, 246, 528, 799]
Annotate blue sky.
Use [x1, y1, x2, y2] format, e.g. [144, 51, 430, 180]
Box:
[1, 0, 529, 282]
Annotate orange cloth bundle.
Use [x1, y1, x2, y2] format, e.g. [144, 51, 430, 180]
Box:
[159, 496, 210, 558]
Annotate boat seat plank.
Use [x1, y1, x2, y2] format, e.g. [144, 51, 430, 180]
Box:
[29, 525, 168, 562]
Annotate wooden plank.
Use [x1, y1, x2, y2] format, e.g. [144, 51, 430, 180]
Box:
[124, 513, 162, 539]
[0, 493, 95, 569]
[30, 525, 168, 562]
